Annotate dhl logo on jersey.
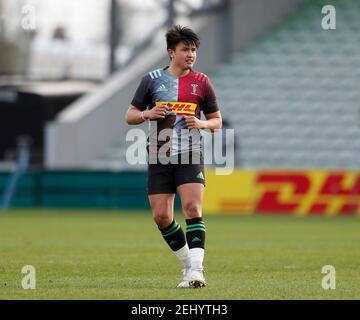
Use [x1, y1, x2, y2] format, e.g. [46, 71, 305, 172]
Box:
[155, 101, 197, 115]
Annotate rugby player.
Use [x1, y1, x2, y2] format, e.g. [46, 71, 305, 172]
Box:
[125, 25, 222, 288]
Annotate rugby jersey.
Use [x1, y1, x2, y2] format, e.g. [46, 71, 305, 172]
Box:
[131, 66, 219, 157]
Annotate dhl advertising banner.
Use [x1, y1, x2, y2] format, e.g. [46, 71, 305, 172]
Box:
[203, 170, 360, 216]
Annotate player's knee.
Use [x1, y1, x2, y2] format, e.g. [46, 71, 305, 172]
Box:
[183, 202, 201, 218]
[153, 211, 172, 228]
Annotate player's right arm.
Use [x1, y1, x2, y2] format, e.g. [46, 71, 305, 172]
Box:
[125, 104, 169, 125]
[125, 74, 169, 125]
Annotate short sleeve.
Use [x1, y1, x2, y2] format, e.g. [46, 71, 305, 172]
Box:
[202, 78, 219, 115]
[131, 76, 152, 111]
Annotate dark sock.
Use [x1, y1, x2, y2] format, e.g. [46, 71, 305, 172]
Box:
[159, 220, 186, 251]
[185, 217, 206, 249]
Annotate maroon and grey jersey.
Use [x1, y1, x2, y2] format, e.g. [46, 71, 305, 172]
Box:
[131, 66, 219, 157]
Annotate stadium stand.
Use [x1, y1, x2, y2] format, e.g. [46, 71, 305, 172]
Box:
[212, 0, 360, 169]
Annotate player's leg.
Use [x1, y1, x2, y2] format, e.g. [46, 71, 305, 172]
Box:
[177, 182, 206, 288]
[148, 193, 175, 229]
[148, 164, 191, 287]
[148, 193, 191, 287]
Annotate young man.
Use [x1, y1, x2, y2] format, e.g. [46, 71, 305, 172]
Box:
[125, 25, 222, 288]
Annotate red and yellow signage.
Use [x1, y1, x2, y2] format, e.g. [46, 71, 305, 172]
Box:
[203, 170, 360, 216]
[155, 101, 197, 115]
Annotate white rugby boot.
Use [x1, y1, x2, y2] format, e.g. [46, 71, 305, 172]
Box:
[189, 268, 206, 288]
[177, 267, 192, 288]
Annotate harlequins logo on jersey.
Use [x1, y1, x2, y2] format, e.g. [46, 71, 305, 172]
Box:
[191, 84, 198, 95]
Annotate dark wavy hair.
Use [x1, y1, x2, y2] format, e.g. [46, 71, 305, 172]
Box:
[165, 25, 200, 51]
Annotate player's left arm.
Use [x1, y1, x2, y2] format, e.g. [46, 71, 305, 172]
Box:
[184, 111, 222, 130]
[203, 111, 222, 130]
[185, 76, 222, 131]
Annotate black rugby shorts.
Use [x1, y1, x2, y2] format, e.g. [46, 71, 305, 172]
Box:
[147, 153, 205, 195]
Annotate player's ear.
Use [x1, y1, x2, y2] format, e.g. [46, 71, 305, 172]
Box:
[167, 48, 174, 60]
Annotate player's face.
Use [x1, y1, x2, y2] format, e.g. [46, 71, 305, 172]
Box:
[169, 42, 197, 70]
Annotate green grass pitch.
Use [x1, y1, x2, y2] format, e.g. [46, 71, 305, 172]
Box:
[0, 209, 359, 299]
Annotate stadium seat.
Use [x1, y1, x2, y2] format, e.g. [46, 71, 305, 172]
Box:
[209, 0, 360, 169]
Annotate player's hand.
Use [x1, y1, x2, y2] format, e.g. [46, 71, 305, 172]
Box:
[184, 116, 203, 129]
[146, 104, 169, 120]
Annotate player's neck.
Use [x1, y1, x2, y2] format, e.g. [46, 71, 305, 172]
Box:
[167, 65, 191, 78]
